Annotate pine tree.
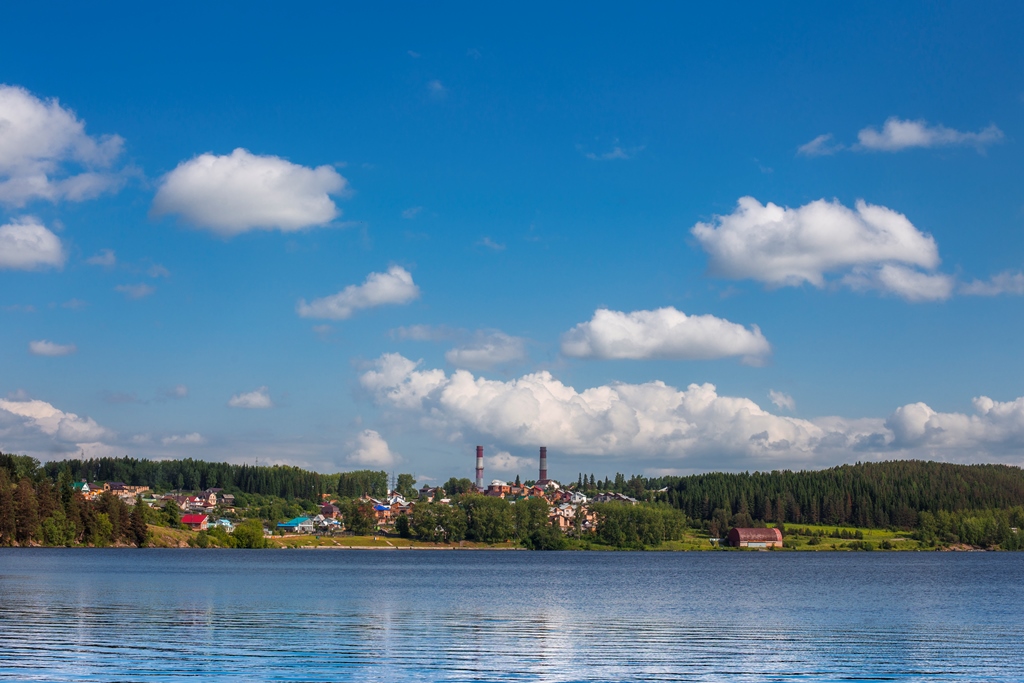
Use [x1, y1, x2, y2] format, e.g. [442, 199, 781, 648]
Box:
[14, 477, 39, 544]
[131, 498, 149, 547]
[0, 469, 15, 546]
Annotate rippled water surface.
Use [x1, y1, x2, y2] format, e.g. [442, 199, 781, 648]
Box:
[1, 549, 1022, 682]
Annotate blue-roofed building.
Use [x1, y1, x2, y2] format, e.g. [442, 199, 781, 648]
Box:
[277, 516, 314, 534]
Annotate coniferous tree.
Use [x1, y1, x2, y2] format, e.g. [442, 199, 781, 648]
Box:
[0, 469, 15, 546]
[14, 477, 39, 544]
[131, 498, 149, 547]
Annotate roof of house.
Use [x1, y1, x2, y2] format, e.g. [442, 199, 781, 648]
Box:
[728, 527, 783, 542]
[181, 514, 208, 524]
[278, 516, 312, 527]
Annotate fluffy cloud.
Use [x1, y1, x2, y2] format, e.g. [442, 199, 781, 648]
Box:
[29, 340, 76, 356]
[152, 148, 347, 236]
[561, 307, 770, 363]
[857, 118, 1003, 152]
[488, 450, 532, 473]
[691, 197, 950, 301]
[445, 331, 528, 371]
[346, 429, 400, 467]
[960, 271, 1024, 297]
[359, 353, 856, 463]
[359, 353, 1024, 466]
[885, 397, 1024, 454]
[297, 266, 420, 320]
[0, 84, 125, 207]
[769, 390, 795, 412]
[0, 397, 115, 456]
[0, 217, 65, 270]
[227, 386, 273, 409]
[842, 264, 955, 302]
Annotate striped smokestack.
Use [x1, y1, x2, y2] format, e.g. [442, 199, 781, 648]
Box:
[475, 446, 484, 489]
[539, 446, 547, 482]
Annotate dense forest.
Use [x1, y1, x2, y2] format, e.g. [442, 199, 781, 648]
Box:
[654, 461, 1024, 527]
[38, 456, 388, 499]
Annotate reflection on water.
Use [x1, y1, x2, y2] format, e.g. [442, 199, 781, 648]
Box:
[1, 549, 1022, 682]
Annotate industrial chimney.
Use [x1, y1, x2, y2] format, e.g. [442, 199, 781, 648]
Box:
[475, 446, 484, 490]
[539, 446, 548, 483]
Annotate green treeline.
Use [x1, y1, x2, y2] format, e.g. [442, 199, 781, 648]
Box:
[395, 496, 687, 550]
[44, 455, 327, 499]
[656, 460, 1024, 528]
[0, 466, 149, 547]
[40, 456, 388, 500]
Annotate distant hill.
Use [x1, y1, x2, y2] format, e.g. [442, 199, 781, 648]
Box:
[660, 460, 1024, 528]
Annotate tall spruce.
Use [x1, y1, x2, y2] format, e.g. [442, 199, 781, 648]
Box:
[0, 469, 15, 546]
[14, 477, 39, 544]
[131, 498, 149, 547]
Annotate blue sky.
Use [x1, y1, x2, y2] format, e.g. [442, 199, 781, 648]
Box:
[2, 3, 1023, 482]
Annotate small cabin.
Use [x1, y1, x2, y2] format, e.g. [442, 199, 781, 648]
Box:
[181, 514, 209, 531]
[728, 527, 783, 548]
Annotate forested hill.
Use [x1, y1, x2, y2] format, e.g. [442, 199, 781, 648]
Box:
[662, 461, 1024, 528]
[26, 456, 389, 499]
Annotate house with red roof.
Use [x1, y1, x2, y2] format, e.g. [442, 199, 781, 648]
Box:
[181, 514, 209, 531]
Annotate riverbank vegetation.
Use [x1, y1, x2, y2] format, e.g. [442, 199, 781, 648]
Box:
[3, 453, 1024, 550]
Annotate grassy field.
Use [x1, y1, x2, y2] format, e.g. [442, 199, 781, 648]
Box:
[269, 534, 524, 550]
[144, 523, 929, 551]
[771, 524, 921, 551]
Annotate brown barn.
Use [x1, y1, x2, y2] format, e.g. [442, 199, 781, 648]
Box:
[728, 527, 783, 548]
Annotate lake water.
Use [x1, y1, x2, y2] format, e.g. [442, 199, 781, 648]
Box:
[1, 549, 1022, 682]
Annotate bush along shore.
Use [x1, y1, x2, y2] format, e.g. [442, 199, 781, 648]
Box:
[2, 453, 1023, 550]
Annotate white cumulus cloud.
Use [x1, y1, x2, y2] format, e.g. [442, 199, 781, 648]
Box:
[359, 353, 858, 463]
[561, 307, 770, 363]
[297, 266, 420, 320]
[0, 397, 116, 456]
[346, 429, 400, 467]
[0, 217, 65, 270]
[856, 117, 1004, 152]
[885, 396, 1024, 455]
[29, 340, 76, 356]
[489, 450, 532, 473]
[152, 148, 347, 236]
[446, 331, 528, 371]
[0, 84, 125, 207]
[692, 197, 949, 301]
[227, 386, 273, 409]
[359, 353, 1024, 467]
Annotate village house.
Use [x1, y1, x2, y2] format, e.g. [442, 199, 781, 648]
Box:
[277, 517, 315, 534]
[181, 514, 209, 531]
[592, 492, 638, 505]
[321, 503, 341, 518]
